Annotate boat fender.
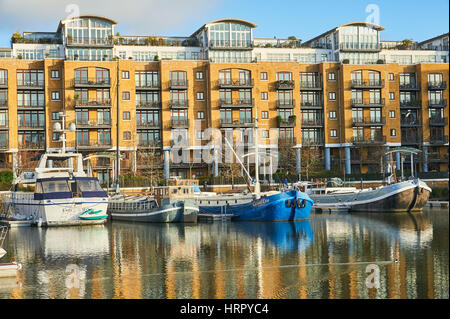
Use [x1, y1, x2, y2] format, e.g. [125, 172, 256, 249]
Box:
[297, 198, 306, 209]
[291, 199, 297, 208]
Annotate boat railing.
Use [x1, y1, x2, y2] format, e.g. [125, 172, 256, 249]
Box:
[109, 198, 158, 211]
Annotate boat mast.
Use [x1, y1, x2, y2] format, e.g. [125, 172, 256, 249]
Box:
[253, 103, 260, 195]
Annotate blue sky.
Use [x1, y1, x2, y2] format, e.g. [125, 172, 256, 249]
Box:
[0, 0, 448, 47]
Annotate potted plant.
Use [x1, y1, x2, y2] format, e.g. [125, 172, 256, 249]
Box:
[17, 54, 23, 59]
[154, 55, 159, 61]
[376, 59, 384, 64]
[45, 52, 50, 58]
[342, 59, 349, 64]
[74, 53, 79, 60]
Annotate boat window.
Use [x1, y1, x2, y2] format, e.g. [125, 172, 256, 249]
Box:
[42, 180, 71, 193]
[77, 179, 104, 192]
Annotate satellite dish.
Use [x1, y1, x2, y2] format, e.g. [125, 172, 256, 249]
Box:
[53, 122, 61, 131]
[68, 122, 77, 131]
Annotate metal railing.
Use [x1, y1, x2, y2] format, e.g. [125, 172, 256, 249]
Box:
[74, 99, 112, 107]
[66, 37, 114, 46]
[18, 122, 45, 129]
[352, 117, 386, 126]
[17, 80, 45, 88]
[399, 82, 420, 90]
[400, 100, 421, 108]
[400, 118, 421, 126]
[276, 99, 296, 108]
[18, 142, 45, 149]
[429, 136, 449, 144]
[73, 78, 111, 87]
[0, 100, 7, 107]
[169, 99, 189, 108]
[350, 79, 385, 88]
[352, 135, 386, 144]
[428, 99, 447, 108]
[169, 79, 188, 89]
[300, 81, 322, 89]
[277, 117, 296, 127]
[217, 78, 254, 88]
[301, 119, 323, 126]
[275, 80, 295, 90]
[351, 98, 385, 107]
[340, 43, 381, 51]
[135, 82, 160, 89]
[219, 98, 254, 107]
[428, 81, 447, 90]
[429, 117, 448, 126]
[209, 40, 253, 49]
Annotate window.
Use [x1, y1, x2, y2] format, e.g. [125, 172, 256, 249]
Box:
[388, 73, 394, 81]
[261, 92, 268, 100]
[329, 111, 337, 119]
[330, 129, 337, 138]
[51, 70, 59, 79]
[123, 112, 130, 120]
[51, 91, 60, 101]
[328, 72, 336, 81]
[123, 131, 131, 140]
[195, 71, 204, 80]
[389, 92, 395, 100]
[197, 130, 204, 140]
[52, 132, 60, 141]
[197, 111, 204, 119]
[135, 71, 159, 88]
[260, 72, 268, 80]
[390, 129, 396, 137]
[52, 112, 60, 121]
[389, 110, 395, 119]
[122, 91, 130, 100]
[276, 72, 292, 81]
[261, 111, 268, 119]
[122, 71, 129, 79]
[196, 92, 204, 101]
[262, 130, 269, 138]
[329, 92, 336, 101]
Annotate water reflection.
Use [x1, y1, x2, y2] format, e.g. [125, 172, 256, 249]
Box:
[0, 209, 447, 299]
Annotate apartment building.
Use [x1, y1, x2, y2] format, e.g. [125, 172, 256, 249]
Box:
[0, 15, 448, 184]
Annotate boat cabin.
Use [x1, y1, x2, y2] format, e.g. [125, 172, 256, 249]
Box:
[153, 185, 195, 205]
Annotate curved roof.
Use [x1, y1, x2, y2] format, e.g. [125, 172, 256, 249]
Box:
[57, 14, 117, 32]
[337, 21, 385, 31]
[191, 18, 257, 37]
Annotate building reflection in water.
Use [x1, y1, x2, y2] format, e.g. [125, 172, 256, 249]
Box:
[0, 209, 448, 299]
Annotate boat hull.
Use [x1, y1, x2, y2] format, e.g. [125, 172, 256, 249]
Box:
[199, 190, 313, 221]
[311, 179, 431, 213]
[110, 203, 198, 223]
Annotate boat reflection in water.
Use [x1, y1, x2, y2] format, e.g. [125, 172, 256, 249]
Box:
[233, 221, 313, 253]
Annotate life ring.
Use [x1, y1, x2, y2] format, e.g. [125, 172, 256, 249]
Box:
[297, 198, 306, 209]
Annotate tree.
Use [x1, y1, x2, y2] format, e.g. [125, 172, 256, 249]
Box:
[300, 141, 324, 181]
[136, 142, 164, 187]
[277, 139, 297, 176]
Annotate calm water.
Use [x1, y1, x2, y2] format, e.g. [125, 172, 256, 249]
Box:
[0, 208, 448, 299]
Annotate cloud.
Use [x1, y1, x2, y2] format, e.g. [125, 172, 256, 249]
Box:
[0, 0, 222, 35]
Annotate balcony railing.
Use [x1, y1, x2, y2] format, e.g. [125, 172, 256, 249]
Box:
[301, 119, 323, 127]
[66, 37, 114, 47]
[352, 135, 386, 145]
[137, 121, 161, 128]
[275, 80, 295, 90]
[428, 99, 447, 108]
[300, 101, 323, 109]
[209, 40, 253, 49]
[299, 81, 322, 90]
[135, 82, 160, 90]
[17, 80, 44, 89]
[277, 116, 296, 128]
[18, 123, 45, 130]
[428, 81, 447, 90]
[400, 100, 421, 108]
[75, 120, 112, 128]
[301, 138, 323, 146]
[276, 99, 296, 108]
[171, 120, 189, 128]
[73, 78, 111, 88]
[220, 119, 254, 128]
[137, 141, 162, 148]
[401, 136, 422, 145]
[74, 99, 112, 108]
[352, 117, 386, 126]
[136, 101, 161, 109]
[219, 98, 254, 108]
[429, 117, 448, 126]
[169, 99, 189, 108]
[399, 82, 420, 90]
[0, 143, 8, 150]
[278, 137, 297, 145]
[0, 78, 7, 87]
[429, 136, 449, 145]
[339, 43, 381, 51]
[350, 79, 385, 88]
[428, 153, 449, 163]
[400, 118, 421, 126]
[18, 142, 45, 150]
[217, 78, 254, 88]
[351, 98, 385, 107]
[76, 142, 112, 150]
[169, 79, 188, 89]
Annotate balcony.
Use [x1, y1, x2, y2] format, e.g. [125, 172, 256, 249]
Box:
[399, 83, 420, 91]
[75, 120, 112, 129]
[137, 141, 162, 149]
[352, 117, 386, 126]
[352, 135, 386, 145]
[275, 80, 295, 90]
[18, 142, 45, 150]
[428, 81, 447, 90]
[301, 138, 323, 146]
[428, 153, 449, 163]
[276, 99, 296, 108]
[74, 99, 112, 108]
[208, 40, 253, 50]
[135, 82, 160, 91]
[136, 101, 161, 109]
[73, 78, 111, 88]
[169, 99, 189, 109]
[217, 78, 254, 89]
[429, 136, 449, 145]
[66, 37, 114, 48]
[219, 98, 254, 108]
[18, 123, 45, 130]
[171, 120, 189, 129]
[401, 136, 422, 145]
[17, 80, 44, 90]
[300, 101, 323, 109]
[169, 79, 188, 90]
[428, 99, 447, 108]
[351, 98, 385, 108]
[220, 119, 254, 128]
[400, 118, 421, 127]
[137, 121, 161, 129]
[429, 117, 448, 126]
[0, 142, 8, 150]
[0, 99, 8, 109]
[339, 43, 381, 52]
[76, 142, 112, 151]
[277, 116, 296, 128]
[299, 81, 322, 90]
[301, 119, 323, 127]
[400, 100, 421, 109]
[350, 79, 385, 89]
